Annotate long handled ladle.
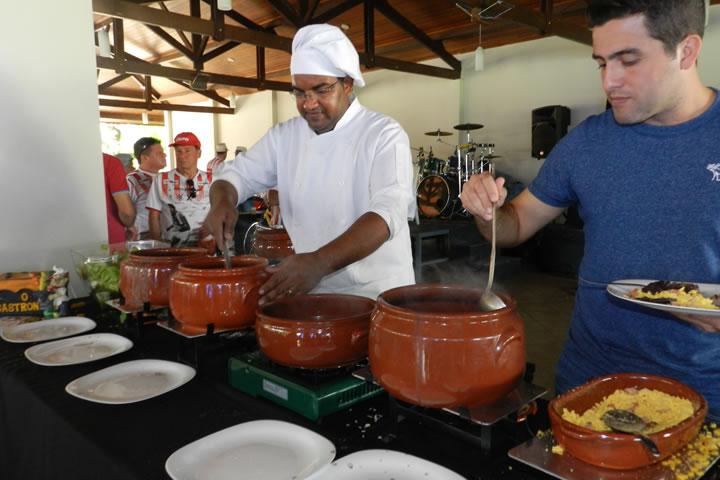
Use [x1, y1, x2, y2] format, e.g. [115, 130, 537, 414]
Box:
[479, 168, 507, 311]
[602, 409, 661, 458]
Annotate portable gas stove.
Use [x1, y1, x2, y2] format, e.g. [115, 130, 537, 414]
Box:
[228, 350, 384, 421]
[352, 364, 547, 454]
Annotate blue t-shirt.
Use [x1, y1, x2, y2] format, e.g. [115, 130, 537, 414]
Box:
[529, 91, 720, 419]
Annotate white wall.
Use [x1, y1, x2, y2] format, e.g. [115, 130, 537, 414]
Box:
[0, 0, 105, 287]
[217, 90, 275, 156]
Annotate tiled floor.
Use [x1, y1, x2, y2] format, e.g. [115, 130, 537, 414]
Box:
[419, 255, 577, 395]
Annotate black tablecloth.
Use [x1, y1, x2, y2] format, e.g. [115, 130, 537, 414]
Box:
[1, 317, 718, 480]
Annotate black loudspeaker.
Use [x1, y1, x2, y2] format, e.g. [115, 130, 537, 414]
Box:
[532, 105, 571, 159]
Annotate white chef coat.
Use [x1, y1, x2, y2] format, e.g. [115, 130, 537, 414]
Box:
[217, 99, 416, 299]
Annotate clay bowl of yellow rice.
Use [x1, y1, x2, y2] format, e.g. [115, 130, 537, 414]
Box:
[548, 373, 707, 470]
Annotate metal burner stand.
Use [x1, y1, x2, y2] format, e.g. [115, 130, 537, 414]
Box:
[157, 317, 256, 373]
[352, 365, 546, 453]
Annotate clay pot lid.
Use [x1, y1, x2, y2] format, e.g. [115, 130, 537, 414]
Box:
[377, 283, 516, 319]
[258, 294, 375, 325]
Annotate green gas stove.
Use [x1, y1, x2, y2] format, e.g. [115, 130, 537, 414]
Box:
[228, 350, 384, 421]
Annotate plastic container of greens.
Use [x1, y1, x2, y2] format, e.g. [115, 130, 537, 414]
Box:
[71, 248, 124, 306]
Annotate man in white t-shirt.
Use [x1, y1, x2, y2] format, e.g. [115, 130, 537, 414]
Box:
[147, 132, 212, 247]
[127, 137, 167, 239]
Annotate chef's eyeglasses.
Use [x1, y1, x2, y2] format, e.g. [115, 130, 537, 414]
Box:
[186, 179, 197, 200]
[289, 80, 340, 101]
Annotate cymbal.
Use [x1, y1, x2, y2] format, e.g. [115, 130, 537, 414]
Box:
[453, 123, 484, 131]
[424, 129, 452, 136]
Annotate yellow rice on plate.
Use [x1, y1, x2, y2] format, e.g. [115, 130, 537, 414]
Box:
[562, 387, 695, 434]
[630, 287, 719, 310]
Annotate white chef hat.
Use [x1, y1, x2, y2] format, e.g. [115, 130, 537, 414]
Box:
[290, 24, 365, 88]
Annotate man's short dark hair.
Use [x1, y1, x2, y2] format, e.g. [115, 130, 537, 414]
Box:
[133, 137, 161, 159]
[586, 0, 706, 54]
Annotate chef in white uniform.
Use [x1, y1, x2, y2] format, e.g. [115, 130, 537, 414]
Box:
[205, 23, 416, 304]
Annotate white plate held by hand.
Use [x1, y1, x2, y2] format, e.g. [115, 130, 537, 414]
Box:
[607, 279, 720, 317]
[25, 333, 133, 366]
[66, 359, 195, 404]
[165, 420, 336, 480]
[1, 316, 96, 343]
[307, 449, 467, 480]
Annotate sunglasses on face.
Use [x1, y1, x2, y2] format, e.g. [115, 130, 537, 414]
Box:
[186, 179, 197, 199]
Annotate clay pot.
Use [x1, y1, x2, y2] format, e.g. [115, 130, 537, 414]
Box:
[256, 294, 375, 369]
[119, 247, 207, 308]
[252, 226, 294, 262]
[169, 255, 269, 333]
[548, 373, 707, 470]
[369, 284, 525, 408]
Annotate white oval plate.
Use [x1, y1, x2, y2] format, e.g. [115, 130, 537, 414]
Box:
[165, 419, 336, 480]
[308, 449, 467, 480]
[65, 359, 195, 404]
[0, 316, 96, 343]
[607, 279, 720, 317]
[24, 333, 133, 366]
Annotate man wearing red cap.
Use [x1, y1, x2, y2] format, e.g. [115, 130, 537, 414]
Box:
[146, 132, 212, 247]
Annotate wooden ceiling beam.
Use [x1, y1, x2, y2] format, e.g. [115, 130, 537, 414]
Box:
[359, 54, 460, 79]
[199, 0, 267, 32]
[304, 0, 320, 24]
[375, 0, 461, 72]
[130, 74, 160, 99]
[312, 0, 363, 24]
[470, 1, 591, 46]
[97, 55, 293, 91]
[100, 98, 235, 114]
[99, 110, 164, 124]
[167, 79, 231, 106]
[201, 40, 241, 63]
[266, 0, 303, 28]
[98, 73, 131, 91]
[364, 0, 375, 67]
[159, 1, 192, 51]
[145, 24, 194, 60]
[112, 17, 125, 72]
[93, 0, 293, 52]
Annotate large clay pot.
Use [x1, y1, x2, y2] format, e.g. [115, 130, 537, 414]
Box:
[370, 284, 525, 408]
[252, 226, 294, 262]
[256, 294, 375, 369]
[119, 247, 207, 308]
[169, 255, 269, 333]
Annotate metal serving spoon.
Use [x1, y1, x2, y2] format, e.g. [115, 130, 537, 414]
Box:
[602, 409, 660, 458]
[222, 241, 233, 269]
[479, 200, 507, 311]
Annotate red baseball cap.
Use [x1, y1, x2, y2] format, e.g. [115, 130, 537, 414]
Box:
[169, 132, 201, 148]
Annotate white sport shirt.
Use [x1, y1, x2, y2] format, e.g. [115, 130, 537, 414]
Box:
[217, 99, 416, 299]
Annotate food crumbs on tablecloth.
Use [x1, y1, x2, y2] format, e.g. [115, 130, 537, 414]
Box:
[551, 444, 565, 455]
[662, 423, 720, 480]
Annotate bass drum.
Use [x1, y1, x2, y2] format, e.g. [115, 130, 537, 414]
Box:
[417, 174, 459, 218]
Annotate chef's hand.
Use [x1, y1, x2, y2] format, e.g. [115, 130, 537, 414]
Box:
[258, 252, 331, 305]
[460, 172, 507, 222]
[203, 181, 238, 250]
[673, 313, 720, 333]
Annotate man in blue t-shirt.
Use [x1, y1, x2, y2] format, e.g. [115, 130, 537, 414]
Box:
[461, 0, 720, 420]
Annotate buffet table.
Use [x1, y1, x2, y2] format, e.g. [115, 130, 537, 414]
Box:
[0, 316, 717, 480]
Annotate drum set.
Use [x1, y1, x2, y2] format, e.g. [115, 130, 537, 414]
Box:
[415, 123, 500, 219]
